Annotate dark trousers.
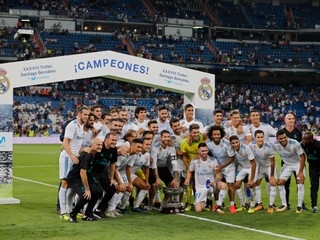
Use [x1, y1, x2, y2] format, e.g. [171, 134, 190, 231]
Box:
[309, 166, 320, 208]
[69, 180, 103, 217]
[97, 172, 117, 212]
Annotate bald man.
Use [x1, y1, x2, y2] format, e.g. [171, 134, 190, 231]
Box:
[281, 113, 306, 210]
[67, 138, 104, 222]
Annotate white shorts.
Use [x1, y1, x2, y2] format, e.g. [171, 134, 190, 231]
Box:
[59, 150, 73, 179]
[117, 171, 127, 185]
[131, 173, 138, 183]
[257, 165, 278, 181]
[194, 187, 213, 205]
[279, 164, 306, 181]
[118, 172, 138, 185]
[221, 163, 236, 183]
[236, 167, 258, 182]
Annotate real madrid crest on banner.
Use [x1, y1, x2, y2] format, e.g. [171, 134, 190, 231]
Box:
[198, 77, 213, 101]
[0, 67, 9, 94]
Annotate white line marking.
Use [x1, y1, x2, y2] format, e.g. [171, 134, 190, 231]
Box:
[11, 176, 305, 240]
[14, 165, 58, 168]
[178, 214, 305, 240]
[13, 176, 58, 188]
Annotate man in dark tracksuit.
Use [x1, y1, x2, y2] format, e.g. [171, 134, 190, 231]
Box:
[301, 132, 320, 213]
[93, 132, 126, 218]
[67, 138, 103, 222]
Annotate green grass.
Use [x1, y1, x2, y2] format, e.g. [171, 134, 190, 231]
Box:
[0, 144, 319, 240]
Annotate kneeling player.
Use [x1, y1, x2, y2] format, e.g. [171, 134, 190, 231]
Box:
[184, 143, 227, 213]
[127, 138, 151, 212]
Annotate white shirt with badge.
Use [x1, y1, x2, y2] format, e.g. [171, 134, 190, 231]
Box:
[272, 139, 304, 165]
[189, 157, 218, 188]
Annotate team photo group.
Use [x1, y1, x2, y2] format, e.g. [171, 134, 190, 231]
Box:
[57, 103, 320, 223]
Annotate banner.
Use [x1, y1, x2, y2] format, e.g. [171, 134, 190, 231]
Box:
[0, 50, 215, 204]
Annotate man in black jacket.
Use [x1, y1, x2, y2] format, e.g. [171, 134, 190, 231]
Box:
[301, 132, 320, 213]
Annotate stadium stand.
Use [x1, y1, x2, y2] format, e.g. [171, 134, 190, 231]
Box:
[12, 77, 320, 136]
[0, 0, 318, 136]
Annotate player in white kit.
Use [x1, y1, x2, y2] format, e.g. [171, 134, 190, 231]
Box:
[225, 110, 252, 144]
[249, 109, 277, 143]
[185, 143, 227, 213]
[92, 105, 103, 131]
[108, 138, 143, 216]
[127, 138, 151, 212]
[230, 135, 257, 213]
[250, 130, 277, 213]
[58, 105, 89, 220]
[81, 113, 95, 149]
[206, 125, 237, 213]
[273, 129, 306, 213]
[170, 118, 188, 204]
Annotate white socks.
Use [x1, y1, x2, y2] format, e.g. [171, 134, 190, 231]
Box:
[255, 185, 262, 204]
[66, 188, 74, 213]
[108, 193, 119, 212]
[134, 190, 148, 208]
[236, 188, 245, 206]
[217, 189, 227, 207]
[119, 191, 131, 210]
[297, 184, 305, 207]
[278, 185, 287, 207]
[269, 186, 276, 206]
[59, 187, 67, 215]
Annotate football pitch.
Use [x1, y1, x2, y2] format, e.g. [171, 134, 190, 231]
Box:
[0, 144, 319, 240]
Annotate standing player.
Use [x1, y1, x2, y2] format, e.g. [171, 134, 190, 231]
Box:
[67, 138, 103, 223]
[225, 110, 252, 144]
[249, 109, 276, 143]
[230, 135, 257, 213]
[281, 113, 306, 210]
[301, 132, 320, 213]
[123, 106, 149, 136]
[273, 129, 306, 213]
[185, 143, 227, 213]
[170, 118, 188, 181]
[157, 106, 172, 133]
[58, 105, 89, 220]
[180, 123, 206, 211]
[180, 104, 204, 131]
[249, 108, 276, 199]
[250, 130, 277, 213]
[81, 113, 95, 149]
[206, 125, 236, 213]
[150, 130, 179, 206]
[147, 120, 159, 136]
[92, 105, 103, 131]
[201, 109, 225, 135]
